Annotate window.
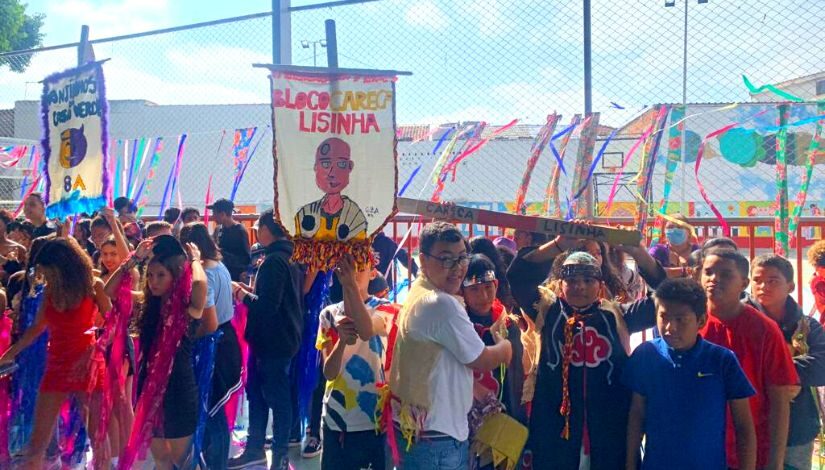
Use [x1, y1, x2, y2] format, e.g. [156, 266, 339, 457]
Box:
[817, 80, 825, 96]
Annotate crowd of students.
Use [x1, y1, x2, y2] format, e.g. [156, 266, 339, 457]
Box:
[2, 195, 825, 470]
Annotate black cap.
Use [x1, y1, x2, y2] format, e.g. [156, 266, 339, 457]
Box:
[207, 198, 236, 214]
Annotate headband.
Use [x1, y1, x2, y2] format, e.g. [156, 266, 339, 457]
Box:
[463, 270, 496, 287]
[560, 264, 602, 281]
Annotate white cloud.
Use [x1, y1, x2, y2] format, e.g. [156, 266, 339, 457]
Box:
[404, 0, 448, 30]
[45, 0, 172, 39]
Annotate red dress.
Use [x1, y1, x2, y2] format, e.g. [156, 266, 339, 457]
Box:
[39, 296, 105, 393]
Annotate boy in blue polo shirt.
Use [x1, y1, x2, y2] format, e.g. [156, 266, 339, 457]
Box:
[623, 278, 757, 470]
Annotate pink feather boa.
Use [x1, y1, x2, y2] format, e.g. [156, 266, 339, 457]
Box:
[0, 311, 12, 464]
[95, 272, 133, 461]
[118, 264, 192, 470]
[225, 301, 249, 431]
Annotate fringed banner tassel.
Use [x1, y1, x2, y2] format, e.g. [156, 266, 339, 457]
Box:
[192, 330, 222, 465]
[296, 272, 331, 437]
[226, 301, 249, 432]
[9, 286, 46, 455]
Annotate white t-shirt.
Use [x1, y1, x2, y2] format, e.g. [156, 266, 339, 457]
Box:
[394, 290, 485, 441]
[316, 297, 391, 432]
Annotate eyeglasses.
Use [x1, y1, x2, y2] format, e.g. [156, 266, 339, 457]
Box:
[318, 160, 352, 170]
[423, 252, 470, 269]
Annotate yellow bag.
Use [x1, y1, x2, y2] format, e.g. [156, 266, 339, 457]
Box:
[471, 413, 529, 470]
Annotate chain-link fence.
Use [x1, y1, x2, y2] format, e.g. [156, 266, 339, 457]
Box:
[0, 0, 823, 223]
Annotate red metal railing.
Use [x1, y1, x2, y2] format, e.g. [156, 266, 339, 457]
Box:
[196, 213, 825, 304]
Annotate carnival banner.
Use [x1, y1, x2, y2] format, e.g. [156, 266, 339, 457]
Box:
[40, 61, 108, 219]
[269, 70, 398, 270]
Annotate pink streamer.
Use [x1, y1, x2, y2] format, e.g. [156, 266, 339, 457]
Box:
[14, 175, 42, 218]
[95, 273, 133, 453]
[119, 265, 193, 470]
[226, 302, 249, 431]
[203, 175, 213, 226]
[0, 312, 12, 463]
[694, 123, 738, 237]
[443, 119, 520, 179]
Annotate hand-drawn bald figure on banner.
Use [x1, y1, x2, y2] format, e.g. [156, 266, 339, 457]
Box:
[268, 70, 398, 271]
[294, 137, 368, 242]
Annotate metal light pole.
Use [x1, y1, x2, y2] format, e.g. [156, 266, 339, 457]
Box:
[300, 39, 327, 67]
[583, 0, 592, 116]
[665, 0, 707, 211]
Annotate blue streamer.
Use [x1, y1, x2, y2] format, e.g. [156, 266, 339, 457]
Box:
[572, 129, 619, 200]
[548, 121, 578, 176]
[296, 272, 331, 438]
[125, 138, 138, 196]
[753, 113, 825, 133]
[45, 193, 107, 220]
[192, 330, 222, 466]
[431, 128, 454, 155]
[158, 135, 187, 218]
[565, 196, 574, 221]
[230, 128, 266, 202]
[59, 397, 87, 466]
[10, 285, 46, 455]
[19, 146, 36, 199]
[389, 278, 410, 302]
[398, 165, 422, 197]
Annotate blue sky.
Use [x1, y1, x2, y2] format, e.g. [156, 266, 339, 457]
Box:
[2, 0, 822, 127]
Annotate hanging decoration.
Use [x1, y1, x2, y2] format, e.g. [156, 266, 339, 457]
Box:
[789, 104, 825, 246]
[513, 114, 559, 215]
[635, 105, 671, 233]
[652, 105, 686, 240]
[542, 115, 580, 217]
[569, 113, 601, 218]
[268, 69, 399, 271]
[40, 60, 109, 219]
[774, 104, 790, 256]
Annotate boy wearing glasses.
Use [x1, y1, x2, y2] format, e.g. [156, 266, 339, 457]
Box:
[386, 222, 512, 469]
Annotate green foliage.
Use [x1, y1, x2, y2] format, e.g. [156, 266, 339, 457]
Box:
[0, 0, 45, 72]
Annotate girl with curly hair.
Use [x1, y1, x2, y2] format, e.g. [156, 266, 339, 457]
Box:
[0, 237, 112, 469]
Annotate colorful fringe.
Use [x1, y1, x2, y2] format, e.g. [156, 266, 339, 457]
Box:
[58, 398, 87, 466]
[0, 312, 12, 464]
[192, 330, 222, 464]
[296, 272, 330, 437]
[118, 264, 193, 470]
[559, 313, 586, 440]
[44, 194, 107, 221]
[292, 238, 372, 273]
[92, 272, 133, 465]
[9, 286, 46, 455]
[226, 301, 249, 431]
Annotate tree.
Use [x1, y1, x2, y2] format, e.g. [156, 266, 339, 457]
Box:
[0, 0, 45, 72]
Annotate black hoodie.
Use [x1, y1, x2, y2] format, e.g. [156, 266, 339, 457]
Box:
[746, 294, 825, 446]
[243, 239, 303, 359]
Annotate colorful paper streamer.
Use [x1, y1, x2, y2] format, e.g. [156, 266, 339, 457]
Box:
[542, 115, 580, 217]
[774, 105, 790, 256]
[513, 114, 559, 215]
[789, 104, 824, 245]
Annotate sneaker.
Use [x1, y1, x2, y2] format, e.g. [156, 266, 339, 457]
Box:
[302, 437, 322, 458]
[288, 437, 302, 448]
[227, 451, 268, 469]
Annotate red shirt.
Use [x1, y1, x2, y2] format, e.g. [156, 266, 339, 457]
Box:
[700, 304, 799, 469]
